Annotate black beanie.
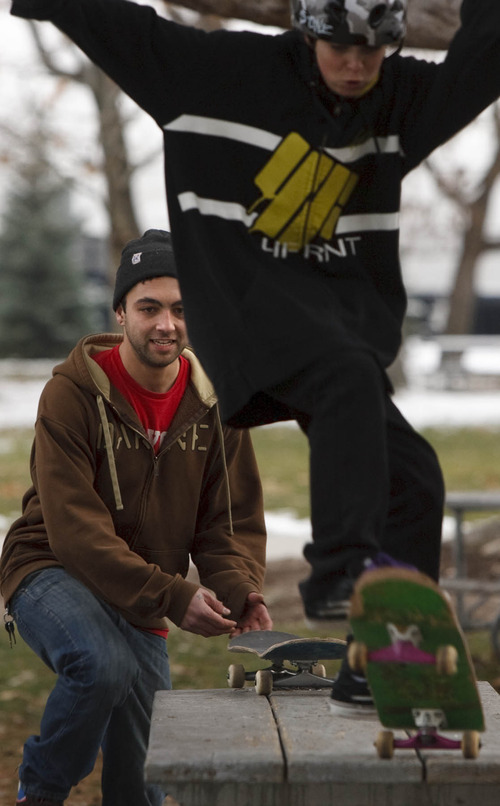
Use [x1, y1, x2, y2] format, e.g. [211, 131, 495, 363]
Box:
[112, 229, 178, 310]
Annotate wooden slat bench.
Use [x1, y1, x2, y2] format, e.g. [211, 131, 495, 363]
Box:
[146, 683, 500, 806]
[432, 335, 500, 390]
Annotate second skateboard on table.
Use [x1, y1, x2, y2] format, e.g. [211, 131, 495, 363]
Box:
[227, 629, 346, 694]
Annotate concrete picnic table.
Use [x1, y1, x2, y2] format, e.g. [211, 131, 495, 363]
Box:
[145, 682, 500, 806]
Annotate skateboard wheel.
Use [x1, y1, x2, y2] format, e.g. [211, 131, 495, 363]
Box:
[435, 645, 458, 675]
[255, 669, 273, 695]
[227, 664, 246, 688]
[347, 640, 368, 675]
[461, 730, 481, 759]
[312, 663, 327, 678]
[375, 730, 394, 759]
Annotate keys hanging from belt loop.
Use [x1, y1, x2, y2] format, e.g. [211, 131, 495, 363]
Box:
[4, 610, 16, 648]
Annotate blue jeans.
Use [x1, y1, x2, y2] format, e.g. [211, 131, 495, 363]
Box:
[10, 567, 171, 805]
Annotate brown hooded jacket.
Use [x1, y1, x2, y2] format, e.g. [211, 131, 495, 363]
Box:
[0, 334, 267, 629]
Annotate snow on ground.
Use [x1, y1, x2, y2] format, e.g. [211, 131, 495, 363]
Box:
[1, 341, 500, 558]
[394, 388, 500, 429]
[3, 342, 500, 431]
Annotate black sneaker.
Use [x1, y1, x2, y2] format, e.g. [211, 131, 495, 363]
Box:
[329, 644, 376, 718]
[299, 554, 375, 623]
[299, 577, 354, 622]
[300, 553, 417, 624]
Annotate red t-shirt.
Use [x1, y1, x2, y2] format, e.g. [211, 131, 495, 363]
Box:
[92, 345, 191, 639]
[93, 345, 190, 453]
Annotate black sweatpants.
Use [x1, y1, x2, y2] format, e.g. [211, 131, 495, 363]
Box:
[265, 349, 444, 588]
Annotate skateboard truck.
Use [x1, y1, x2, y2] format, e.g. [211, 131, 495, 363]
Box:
[376, 708, 482, 757]
[228, 659, 334, 695]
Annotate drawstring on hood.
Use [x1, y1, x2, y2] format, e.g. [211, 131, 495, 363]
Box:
[97, 394, 124, 511]
[215, 404, 234, 536]
[85, 336, 233, 527]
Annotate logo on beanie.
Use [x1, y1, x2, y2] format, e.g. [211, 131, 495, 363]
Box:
[132, 252, 142, 265]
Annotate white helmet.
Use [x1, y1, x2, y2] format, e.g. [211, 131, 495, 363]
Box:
[291, 0, 407, 48]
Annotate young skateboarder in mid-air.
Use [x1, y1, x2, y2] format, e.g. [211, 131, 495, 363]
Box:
[6, 0, 500, 730]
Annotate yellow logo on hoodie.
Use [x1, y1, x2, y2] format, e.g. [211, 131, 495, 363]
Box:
[247, 132, 358, 248]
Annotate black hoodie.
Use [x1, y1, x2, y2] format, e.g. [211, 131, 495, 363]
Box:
[11, 0, 500, 421]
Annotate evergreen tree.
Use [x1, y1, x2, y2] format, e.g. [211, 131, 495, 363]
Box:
[0, 141, 94, 358]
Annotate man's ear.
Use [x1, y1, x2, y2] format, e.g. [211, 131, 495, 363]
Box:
[115, 305, 125, 327]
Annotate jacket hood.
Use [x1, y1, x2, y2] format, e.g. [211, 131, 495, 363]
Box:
[51, 334, 222, 517]
[52, 333, 218, 410]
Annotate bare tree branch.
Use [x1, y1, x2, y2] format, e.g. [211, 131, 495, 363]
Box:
[424, 104, 500, 334]
[423, 161, 466, 209]
[165, 0, 287, 29]
[28, 20, 87, 82]
[164, 0, 462, 48]
[27, 22, 151, 288]
[405, 0, 460, 50]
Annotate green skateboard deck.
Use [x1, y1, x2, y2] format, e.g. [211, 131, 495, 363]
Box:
[348, 568, 484, 757]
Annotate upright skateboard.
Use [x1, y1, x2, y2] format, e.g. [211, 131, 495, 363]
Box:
[348, 568, 485, 758]
[228, 629, 346, 694]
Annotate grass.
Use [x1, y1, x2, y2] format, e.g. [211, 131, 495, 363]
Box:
[424, 427, 500, 494]
[250, 425, 311, 517]
[250, 424, 500, 520]
[1, 423, 500, 802]
[0, 430, 34, 522]
[2, 424, 500, 522]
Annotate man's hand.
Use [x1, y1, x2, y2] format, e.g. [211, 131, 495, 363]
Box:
[180, 587, 237, 637]
[230, 592, 273, 637]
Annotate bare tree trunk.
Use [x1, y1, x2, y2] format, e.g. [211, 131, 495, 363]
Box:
[28, 24, 143, 328]
[87, 69, 141, 285]
[406, 0, 460, 49]
[445, 198, 489, 334]
[166, 0, 288, 28]
[445, 108, 500, 335]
